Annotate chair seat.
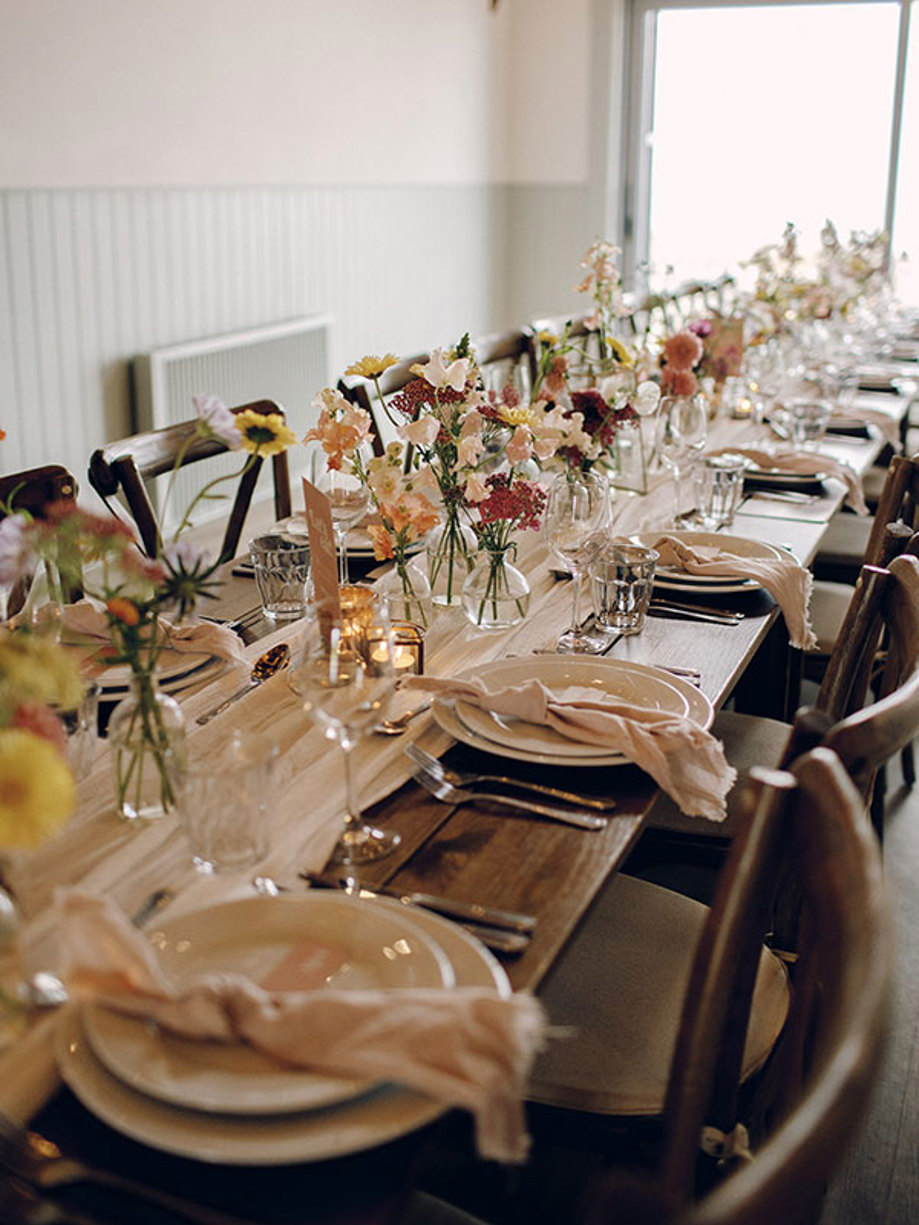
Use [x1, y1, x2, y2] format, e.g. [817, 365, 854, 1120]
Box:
[527, 873, 790, 1115]
[644, 708, 790, 840]
[812, 512, 874, 582]
[810, 578, 857, 655]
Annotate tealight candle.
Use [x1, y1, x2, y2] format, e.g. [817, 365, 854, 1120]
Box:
[391, 621, 424, 675]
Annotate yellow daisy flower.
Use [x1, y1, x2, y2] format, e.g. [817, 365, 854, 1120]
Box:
[497, 405, 536, 428]
[0, 729, 75, 849]
[234, 411, 298, 457]
[0, 633, 84, 712]
[345, 354, 399, 380]
[604, 337, 634, 367]
[537, 330, 559, 347]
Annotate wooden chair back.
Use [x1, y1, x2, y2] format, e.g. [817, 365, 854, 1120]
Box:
[861, 452, 919, 569]
[87, 400, 291, 563]
[585, 750, 892, 1225]
[0, 464, 82, 607]
[471, 328, 533, 399]
[337, 353, 429, 457]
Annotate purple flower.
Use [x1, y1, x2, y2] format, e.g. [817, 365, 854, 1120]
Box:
[688, 319, 713, 339]
[0, 514, 35, 585]
[193, 394, 242, 450]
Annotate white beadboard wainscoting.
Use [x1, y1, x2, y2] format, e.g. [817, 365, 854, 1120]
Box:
[0, 182, 589, 503]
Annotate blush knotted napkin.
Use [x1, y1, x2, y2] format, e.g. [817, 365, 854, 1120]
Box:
[62, 598, 246, 665]
[831, 405, 902, 449]
[57, 891, 545, 1162]
[709, 447, 867, 515]
[403, 675, 735, 820]
[651, 534, 817, 651]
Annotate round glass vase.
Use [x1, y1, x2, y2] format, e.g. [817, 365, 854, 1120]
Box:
[426, 512, 477, 607]
[377, 558, 433, 629]
[108, 672, 187, 821]
[462, 547, 531, 631]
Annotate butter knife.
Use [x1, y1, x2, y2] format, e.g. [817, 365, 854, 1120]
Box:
[300, 871, 536, 934]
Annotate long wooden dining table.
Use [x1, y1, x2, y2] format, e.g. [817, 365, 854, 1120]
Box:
[0, 390, 909, 1224]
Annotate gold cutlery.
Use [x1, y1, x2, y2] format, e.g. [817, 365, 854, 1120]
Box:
[374, 702, 432, 735]
[405, 743, 616, 811]
[411, 764, 608, 830]
[195, 642, 290, 725]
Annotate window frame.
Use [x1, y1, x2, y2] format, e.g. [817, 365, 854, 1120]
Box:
[619, 0, 913, 285]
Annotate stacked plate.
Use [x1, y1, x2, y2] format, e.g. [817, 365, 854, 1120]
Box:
[61, 638, 226, 697]
[431, 656, 713, 768]
[633, 530, 787, 596]
[57, 892, 510, 1164]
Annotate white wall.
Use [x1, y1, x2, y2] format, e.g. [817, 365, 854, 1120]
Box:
[0, 0, 614, 482]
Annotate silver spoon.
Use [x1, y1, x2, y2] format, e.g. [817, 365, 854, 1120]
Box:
[195, 642, 290, 725]
[374, 702, 432, 735]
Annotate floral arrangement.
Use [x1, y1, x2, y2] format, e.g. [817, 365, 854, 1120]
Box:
[311, 338, 562, 610]
[687, 318, 745, 388]
[0, 400, 297, 819]
[0, 629, 82, 849]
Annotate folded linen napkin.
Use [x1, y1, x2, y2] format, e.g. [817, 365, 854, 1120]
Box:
[709, 447, 867, 515]
[651, 534, 816, 651]
[62, 599, 246, 665]
[57, 890, 545, 1162]
[402, 675, 735, 820]
[831, 405, 901, 448]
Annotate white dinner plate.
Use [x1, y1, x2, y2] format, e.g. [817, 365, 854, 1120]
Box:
[633, 530, 784, 594]
[433, 656, 713, 768]
[272, 515, 425, 560]
[57, 901, 510, 1165]
[89, 649, 222, 694]
[82, 894, 454, 1117]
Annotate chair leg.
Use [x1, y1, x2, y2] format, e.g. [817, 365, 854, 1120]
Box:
[870, 767, 886, 843]
[902, 742, 916, 789]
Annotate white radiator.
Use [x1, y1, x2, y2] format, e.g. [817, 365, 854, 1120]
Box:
[132, 316, 331, 535]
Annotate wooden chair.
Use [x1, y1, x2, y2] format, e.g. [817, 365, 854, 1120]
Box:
[87, 400, 292, 563]
[641, 549, 919, 853]
[0, 464, 81, 609]
[579, 749, 892, 1225]
[470, 327, 534, 400]
[337, 353, 429, 456]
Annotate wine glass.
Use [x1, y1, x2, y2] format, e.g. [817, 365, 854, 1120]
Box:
[318, 469, 370, 584]
[288, 593, 400, 866]
[656, 395, 708, 528]
[545, 470, 611, 653]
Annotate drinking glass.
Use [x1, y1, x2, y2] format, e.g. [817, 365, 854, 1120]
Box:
[316, 469, 370, 584]
[288, 594, 399, 866]
[545, 470, 611, 653]
[657, 395, 708, 527]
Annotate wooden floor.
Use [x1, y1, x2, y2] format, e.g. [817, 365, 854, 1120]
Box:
[824, 748, 919, 1224]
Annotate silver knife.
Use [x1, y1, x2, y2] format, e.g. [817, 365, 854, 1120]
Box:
[647, 604, 742, 626]
[300, 871, 536, 934]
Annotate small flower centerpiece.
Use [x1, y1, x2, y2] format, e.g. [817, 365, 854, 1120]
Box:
[0, 400, 296, 821]
[461, 472, 546, 631]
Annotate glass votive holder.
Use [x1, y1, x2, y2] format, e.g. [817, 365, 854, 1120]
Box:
[589, 542, 659, 636]
[391, 621, 425, 676]
[692, 455, 747, 529]
[719, 376, 754, 419]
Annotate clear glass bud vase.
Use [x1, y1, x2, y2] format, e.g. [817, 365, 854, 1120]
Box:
[426, 510, 477, 607]
[108, 673, 187, 820]
[377, 558, 433, 629]
[462, 547, 531, 631]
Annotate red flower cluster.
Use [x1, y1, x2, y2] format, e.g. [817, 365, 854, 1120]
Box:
[388, 378, 466, 421]
[477, 473, 546, 532]
[570, 389, 618, 449]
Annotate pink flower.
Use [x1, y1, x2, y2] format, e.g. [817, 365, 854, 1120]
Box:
[663, 331, 704, 372]
[662, 368, 699, 397]
[193, 394, 242, 450]
[506, 426, 533, 466]
[399, 416, 441, 448]
[10, 701, 67, 755]
[411, 350, 471, 393]
[462, 473, 490, 503]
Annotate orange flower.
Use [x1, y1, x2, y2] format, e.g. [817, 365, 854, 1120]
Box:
[106, 597, 140, 626]
[366, 524, 394, 561]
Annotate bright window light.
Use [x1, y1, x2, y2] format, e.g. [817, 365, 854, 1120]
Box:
[646, 3, 901, 286]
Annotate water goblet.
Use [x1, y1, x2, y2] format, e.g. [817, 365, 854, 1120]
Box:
[545, 470, 611, 653]
[288, 593, 400, 866]
[316, 469, 371, 584]
[656, 394, 708, 527]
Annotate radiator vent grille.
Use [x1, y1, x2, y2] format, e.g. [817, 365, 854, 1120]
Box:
[132, 316, 331, 535]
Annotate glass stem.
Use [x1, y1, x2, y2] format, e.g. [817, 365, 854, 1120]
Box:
[338, 529, 349, 584]
[672, 468, 682, 523]
[570, 568, 583, 636]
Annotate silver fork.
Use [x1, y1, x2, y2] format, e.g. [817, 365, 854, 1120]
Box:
[405, 743, 616, 811]
[411, 763, 608, 830]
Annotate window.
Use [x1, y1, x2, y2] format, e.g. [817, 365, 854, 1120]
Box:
[624, 1, 916, 303]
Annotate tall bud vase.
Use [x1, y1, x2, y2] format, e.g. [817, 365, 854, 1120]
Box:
[427, 507, 476, 608]
[108, 672, 187, 820]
